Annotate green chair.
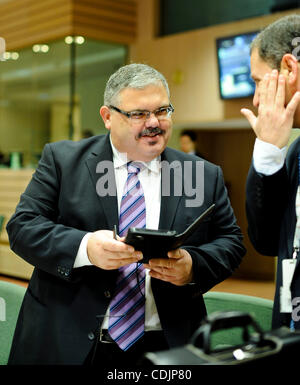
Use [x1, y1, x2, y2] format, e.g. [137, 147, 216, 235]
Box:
[0, 280, 26, 365]
[203, 291, 273, 350]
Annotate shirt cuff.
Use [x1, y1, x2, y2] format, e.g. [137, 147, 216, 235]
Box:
[253, 138, 287, 176]
[73, 232, 93, 268]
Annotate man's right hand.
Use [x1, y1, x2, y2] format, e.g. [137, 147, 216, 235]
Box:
[241, 70, 300, 149]
[87, 230, 143, 270]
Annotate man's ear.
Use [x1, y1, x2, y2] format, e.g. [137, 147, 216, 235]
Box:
[99, 106, 112, 130]
[280, 54, 299, 86]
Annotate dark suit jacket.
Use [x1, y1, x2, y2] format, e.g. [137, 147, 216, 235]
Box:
[7, 134, 245, 364]
[246, 136, 300, 330]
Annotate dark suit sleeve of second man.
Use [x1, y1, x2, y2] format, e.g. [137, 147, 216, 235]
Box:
[246, 161, 290, 256]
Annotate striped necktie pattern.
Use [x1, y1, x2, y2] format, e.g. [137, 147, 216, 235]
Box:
[108, 162, 146, 351]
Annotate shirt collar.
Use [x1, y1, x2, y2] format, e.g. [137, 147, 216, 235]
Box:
[109, 135, 161, 174]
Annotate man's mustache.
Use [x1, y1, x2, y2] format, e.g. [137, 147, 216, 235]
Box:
[137, 127, 165, 138]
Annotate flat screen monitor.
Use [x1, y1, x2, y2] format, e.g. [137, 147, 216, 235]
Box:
[216, 31, 258, 99]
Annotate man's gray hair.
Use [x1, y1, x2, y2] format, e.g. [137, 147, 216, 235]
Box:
[103, 63, 170, 106]
[251, 14, 300, 69]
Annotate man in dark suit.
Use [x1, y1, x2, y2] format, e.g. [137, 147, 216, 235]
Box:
[7, 63, 245, 365]
[242, 15, 300, 330]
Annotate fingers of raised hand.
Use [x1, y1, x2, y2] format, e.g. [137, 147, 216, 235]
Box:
[258, 72, 270, 111]
[266, 70, 281, 106]
[240, 108, 257, 129]
[274, 74, 286, 109]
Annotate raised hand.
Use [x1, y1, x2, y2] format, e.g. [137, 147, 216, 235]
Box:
[241, 69, 300, 149]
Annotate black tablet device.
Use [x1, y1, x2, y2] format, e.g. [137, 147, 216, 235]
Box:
[125, 204, 215, 263]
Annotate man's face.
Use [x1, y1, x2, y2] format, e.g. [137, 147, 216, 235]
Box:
[250, 48, 274, 109]
[250, 47, 300, 127]
[101, 84, 172, 162]
[179, 135, 195, 153]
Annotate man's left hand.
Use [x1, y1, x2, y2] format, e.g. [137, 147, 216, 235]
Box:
[143, 249, 193, 286]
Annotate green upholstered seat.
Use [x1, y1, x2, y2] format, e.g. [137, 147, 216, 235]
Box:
[203, 291, 273, 350]
[0, 280, 26, 365]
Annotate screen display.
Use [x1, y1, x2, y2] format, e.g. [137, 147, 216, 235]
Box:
[216, 31, 257, 99]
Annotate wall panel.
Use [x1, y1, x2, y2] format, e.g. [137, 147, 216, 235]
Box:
[0, 0, 137, 50]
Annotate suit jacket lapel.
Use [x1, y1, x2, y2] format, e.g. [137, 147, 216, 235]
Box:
[85, 134, 119, 231]
[159, 148, 183, 230]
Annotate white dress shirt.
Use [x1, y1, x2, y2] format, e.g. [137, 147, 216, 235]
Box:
[253, 138, 287, 175]
[74, 138, 162, 330]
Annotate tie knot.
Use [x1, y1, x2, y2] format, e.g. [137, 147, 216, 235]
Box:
[127, 162, 144, 174]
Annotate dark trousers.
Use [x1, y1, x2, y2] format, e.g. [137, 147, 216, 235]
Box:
[85, 330, 168, 367]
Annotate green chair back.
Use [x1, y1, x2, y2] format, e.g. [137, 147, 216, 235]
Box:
[0, 281, 26, 365]
[203, 291, 273, 350]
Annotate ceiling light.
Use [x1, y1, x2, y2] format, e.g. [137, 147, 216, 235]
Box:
[65, 36, 74, 44]
[2, 51, 19, 60]
[11, 52, 19, 60]
[65, 36, 85, 45]
[41, 45, 49, 53]
[32, 44, 49, 53]
[75, 36, 85, 44]
[32, 44, 40, 52]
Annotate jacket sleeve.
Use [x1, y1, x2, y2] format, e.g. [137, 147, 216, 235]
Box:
[183, 166, 246, 293]
[245, 161, 289, 256]
[6, 143, 87, 281]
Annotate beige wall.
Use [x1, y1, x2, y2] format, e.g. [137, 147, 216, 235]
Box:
[0, 104, 49, 166]
[50, 102, 81, 142]
[130, 1, 299, 127]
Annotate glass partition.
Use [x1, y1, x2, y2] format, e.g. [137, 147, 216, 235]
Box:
[0, 38, 127, 168]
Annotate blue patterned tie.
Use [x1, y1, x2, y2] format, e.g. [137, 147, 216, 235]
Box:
[108, 162, 146, 351]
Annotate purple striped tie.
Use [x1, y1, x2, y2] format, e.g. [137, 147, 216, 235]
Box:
[108, 162, 146, 351]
